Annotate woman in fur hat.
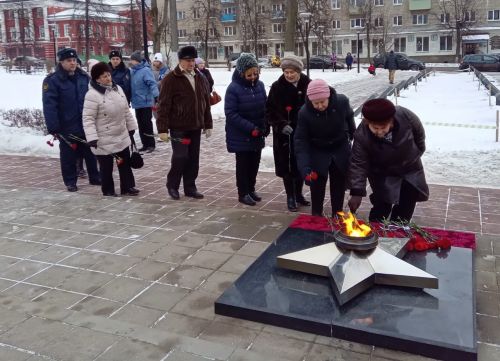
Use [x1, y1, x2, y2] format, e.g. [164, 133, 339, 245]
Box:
[83, 62, 139, 197]
[224, 53, 268, 206]
[266, 55, 311, 212]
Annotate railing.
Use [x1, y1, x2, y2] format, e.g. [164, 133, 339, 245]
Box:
[220, 13, 237, 22]
[271, 10, 285, 19]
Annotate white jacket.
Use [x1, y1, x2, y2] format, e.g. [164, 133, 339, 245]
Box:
[83, 82, 137, 155]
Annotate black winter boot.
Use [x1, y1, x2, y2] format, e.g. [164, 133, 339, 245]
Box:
[287, 196, 298, 212]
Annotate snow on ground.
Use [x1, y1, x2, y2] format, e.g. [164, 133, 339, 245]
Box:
[0, 68, 498, 188]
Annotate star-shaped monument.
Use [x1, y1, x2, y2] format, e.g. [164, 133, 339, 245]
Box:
[277, 237, 438, 305]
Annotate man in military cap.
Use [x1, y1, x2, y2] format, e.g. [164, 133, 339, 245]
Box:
[42, 48, 101, 192]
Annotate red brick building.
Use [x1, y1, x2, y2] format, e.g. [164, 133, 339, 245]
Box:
[0, 0, 133, 61]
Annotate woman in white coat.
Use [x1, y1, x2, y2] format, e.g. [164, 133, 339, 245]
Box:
[83, 62, 139, 197]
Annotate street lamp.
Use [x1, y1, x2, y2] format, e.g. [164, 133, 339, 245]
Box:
[299, 12, 312, 78]
[357, 31, 360, 74]
[140, 0, 149, 61]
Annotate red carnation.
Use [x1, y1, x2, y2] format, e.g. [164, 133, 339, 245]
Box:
[310, 171, 318, 181]
[181, 138, 191, 145]
[46, 140, 54, 147]
[285, 105, 293, 113]
[414, 241, 429, 251]
[251, 129, 260, 137]
[70, 143, 77, 150]
[406, 242, 414, 251]
[116, 157, 124, 166]
[437, 239, 451, 249]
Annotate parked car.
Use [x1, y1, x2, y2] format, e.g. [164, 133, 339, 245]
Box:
[373, 53, 425, 71]
[459, 54, 500, 71]
[13, 56, 44, 68]
[307, 56, 345, 70]
[230, 54, 269, 68]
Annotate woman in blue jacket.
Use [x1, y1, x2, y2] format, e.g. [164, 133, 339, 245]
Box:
[224, 54, 268, 206]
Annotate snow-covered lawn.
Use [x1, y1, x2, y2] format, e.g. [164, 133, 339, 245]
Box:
[0, 68, 498, 188]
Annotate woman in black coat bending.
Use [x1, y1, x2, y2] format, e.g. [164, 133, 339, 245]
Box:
[266, 55, 311, 211]
[294, 79, 356, 216]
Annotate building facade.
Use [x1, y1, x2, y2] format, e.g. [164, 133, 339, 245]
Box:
[0, 0, 130, 61]
[173, 0, 500, 63]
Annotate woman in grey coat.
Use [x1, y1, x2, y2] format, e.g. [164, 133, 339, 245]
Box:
[83, 62, 139, 197]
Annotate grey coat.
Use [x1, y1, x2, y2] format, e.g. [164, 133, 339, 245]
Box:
[348, 106, 429, 204]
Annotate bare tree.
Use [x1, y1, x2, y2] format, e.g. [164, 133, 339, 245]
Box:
[151, 0, 168, 53]
[190, 0, 221, 66]
[124, 0, 143, 53]
[434, 0, 482, 61]
[240, 0, 268, 57]
[9, 1, 36, 57]
[284, 0, 298, 54]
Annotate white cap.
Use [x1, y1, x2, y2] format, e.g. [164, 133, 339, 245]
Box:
[153, 53, 163, 63]
[87, 59, 99, 72]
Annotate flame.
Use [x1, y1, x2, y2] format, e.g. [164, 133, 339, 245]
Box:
[337, 212, 372, 237]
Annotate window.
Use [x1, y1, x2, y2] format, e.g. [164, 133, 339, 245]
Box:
[272, 4, 285, 12]
[224, 26, 236, 36]
[36, 7, 43, 18]
[113, 26, 118, 38]
[177, 11, 185, 20]
[39, 25, 45, 39]
[374, 0, 384, 5]
[440, 13, 450, 24]
[373, 38, 384, 53]
[350, 18, 365, 28]
[374, 17, 383, 27]
[440, 35, 452, 51]
[297, 42, 305, 56]
[412, 14, 428, 25]
[393, 15, 402, 26]
[483, 55, 498, 64]
[258, 5, 266, 14]
[105, 26, 110, 37]
[416, 36, 429, 52]
[64, 24, 70, 37]
[23, 26, 31, 39]
[96, 25, 101, 36]
[351, 39, 363, 54]
[272, 3, 285, 18]
[394, 37, 406, 52]
[120, 26, 125, 38]
[350, 0, 363, 5]
[393, 0, 402, 4]
[208, 28, 215, 37]
[193, 8, 200, 19]
[488, 10, 500, 21]
[177, 29, 187, 37]
[331, 0, 340, 9]
[332, 20, 341, 29]
[272, 23, 284, 33]
[465, 11, 475, 22]
[332, 39, 343, 54]
[208, 46, 217, 60]
[258, 24, 266, 34]
[10, 27, 16, 40]
[223, 7, 236, 14]
[79, 24, 85, 34]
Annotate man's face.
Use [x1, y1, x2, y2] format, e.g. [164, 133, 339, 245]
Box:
[180, 58, 195, 72]
[367, 119, 394, 138]
[283, 69, 300, 83]
[110, 57, 121, 68]
[60, 58, 77, 72]
[311, 98, 329, 112]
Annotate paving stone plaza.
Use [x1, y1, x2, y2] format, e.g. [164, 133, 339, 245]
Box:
[0, 73, 499, 360]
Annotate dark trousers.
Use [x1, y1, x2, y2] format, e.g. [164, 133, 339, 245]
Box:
[59, 140, 100, 187]
[332, 62, 337, 72]
[135, 107, 155, 149]
[283, 176, 304, 199]
[347, 64, 352, 71]
[369, 180, 419, 223]
[167, 130, 201, 193]
[96, 147, 135, 195]
[310, 161, 346, 216]
[235, 151, 261, 197]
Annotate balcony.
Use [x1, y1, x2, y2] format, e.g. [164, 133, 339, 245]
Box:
[271, 10, 286, 19]
[220, 0, 235, 3]
[409, 0, 431, 11]
[220, 13, 236, 22]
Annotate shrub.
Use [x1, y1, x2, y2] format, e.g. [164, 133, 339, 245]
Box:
[0, 108, 47, 134]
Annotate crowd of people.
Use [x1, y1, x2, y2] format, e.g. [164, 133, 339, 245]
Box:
[42, 46, 428, 222]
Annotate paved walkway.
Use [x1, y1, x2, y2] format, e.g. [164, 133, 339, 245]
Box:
[0, 72, 498, 361]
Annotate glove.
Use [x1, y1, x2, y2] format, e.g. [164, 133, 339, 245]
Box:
[304, 171, 318, 186]
[87, 140, 98, 148]
[281, 125, 293, 136]
[348, 196, 363, 213]
[159, 133, 169, 142]
[129, 130, 135, 136]
[204, 129, 212, 138]
[251, 128, 261, 137]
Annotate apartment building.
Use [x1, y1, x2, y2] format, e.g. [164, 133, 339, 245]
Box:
[0, 0, 130, 61]
[174, 0, 500, 63]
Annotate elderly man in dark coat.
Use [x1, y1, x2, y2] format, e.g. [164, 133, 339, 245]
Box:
[295, 79, 355, 216]
[156, 45, 213, 200]
[42, 48, 101, 192]
[384, 50, 399, 84]
[348, 98, 429, 222]
[266, 55, 311, 211]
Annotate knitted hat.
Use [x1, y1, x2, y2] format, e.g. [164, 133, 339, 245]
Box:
[57, 48, 78, 62]
[280, 55, 303, 72]
[130, 50, 143, 63]
[361, 98, 396, 123]
[307, 79, 330, 101]
[178, 46, 198, 60]
[153, 53, 163, 62]
[109, 50, 122, 59]
[236, 53, 258, 73]
[87, 59, 99, 72]
[195, 57, 205, 65]
[90, 62, 111, 82]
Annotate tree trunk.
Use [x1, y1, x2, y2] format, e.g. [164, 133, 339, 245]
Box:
[366, 26, 370, 63]
[455, 26, 461, 62]
[151, 0, 160, 53]
[204, 2, 210, 67]
[85, 0, 90, 62]
[284, 0, 297, 54]
[169, 0, 179, 55]
[130, 0, 136, 51]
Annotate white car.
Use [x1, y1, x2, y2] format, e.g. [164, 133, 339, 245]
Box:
[231, 56, 270, 68]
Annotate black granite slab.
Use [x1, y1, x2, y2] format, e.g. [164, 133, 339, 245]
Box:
[215, 227, 477, 361]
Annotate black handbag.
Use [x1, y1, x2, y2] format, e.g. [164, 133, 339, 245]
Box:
[129, 139, 144, 169]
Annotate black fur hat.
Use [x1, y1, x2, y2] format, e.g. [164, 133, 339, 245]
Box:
[178, 46, 198, 60]
[109, 50, 122, 59]
[91, 62, 111, 81]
